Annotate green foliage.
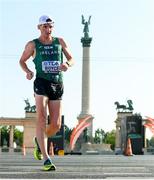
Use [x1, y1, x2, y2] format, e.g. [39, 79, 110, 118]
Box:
[0, 126, 9, 146]
[63, 124, 116, 151]
[104, 130, 116, 150]
[0, 126, 23, 147]
[64, 125, 72, 143]
[93, 128, 116, 150]
[149, 136, 154, 147]
[93, 128, 106, 144]
[14, 128, 23, 146]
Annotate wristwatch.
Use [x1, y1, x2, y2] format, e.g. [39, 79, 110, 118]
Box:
[66, 61, 71, 67]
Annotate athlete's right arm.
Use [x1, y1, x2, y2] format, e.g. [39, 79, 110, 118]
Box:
[19, 41, 35, 80]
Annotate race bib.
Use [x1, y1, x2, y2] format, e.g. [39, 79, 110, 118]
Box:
[42, 61, 60, 73]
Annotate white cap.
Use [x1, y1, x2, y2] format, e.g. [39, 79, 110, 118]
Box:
[38, 15, 54, 25]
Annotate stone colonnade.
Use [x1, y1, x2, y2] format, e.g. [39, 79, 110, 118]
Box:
[0, 112, 36, 151]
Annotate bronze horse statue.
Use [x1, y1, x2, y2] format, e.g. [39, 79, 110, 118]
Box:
[126, 99, 134, 111]
[114, 99, 134, 112]
[24, 99, 36, 113]
[114, 101, 127, 112]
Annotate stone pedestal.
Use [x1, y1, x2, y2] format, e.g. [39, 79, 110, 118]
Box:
[115, 112, 133, 154]
[23, 124, 36, 149]
[23, 112, 37, 150]
[77, 114, 94, 142]
[25, 112, 37, 118]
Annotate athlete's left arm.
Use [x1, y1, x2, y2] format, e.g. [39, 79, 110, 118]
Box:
[59, 38, 74, 68]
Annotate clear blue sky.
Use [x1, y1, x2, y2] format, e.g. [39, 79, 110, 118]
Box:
[0, 0, 154, 137]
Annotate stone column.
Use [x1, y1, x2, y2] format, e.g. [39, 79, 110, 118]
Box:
[142, 119, 147, 149]
[23, 118, 36, 152]
[9, 125, 14, 151]
[77, 30, 94, 140]
[0, 128, 1, 147]
[80, 43, 91, 115]
[0, 128, 1, 153]
[115, 112, 133, 154]
[115, 125, 121, 148]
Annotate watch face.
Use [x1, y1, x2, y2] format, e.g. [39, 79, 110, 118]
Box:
[66, 62, 70, 66]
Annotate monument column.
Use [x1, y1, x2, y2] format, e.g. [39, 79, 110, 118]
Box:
[78, 15, 94, 140]
[80, 39, 91, 115]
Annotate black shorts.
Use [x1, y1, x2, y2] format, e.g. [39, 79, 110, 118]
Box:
[34, 78, 64, 100]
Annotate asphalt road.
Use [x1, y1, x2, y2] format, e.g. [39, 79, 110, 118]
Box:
[0, 152, 154, 179]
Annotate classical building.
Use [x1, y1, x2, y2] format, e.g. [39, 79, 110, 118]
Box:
[0, 112, 36, 152]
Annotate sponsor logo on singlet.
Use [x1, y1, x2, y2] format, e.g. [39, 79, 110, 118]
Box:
[42, 61, 60, 73]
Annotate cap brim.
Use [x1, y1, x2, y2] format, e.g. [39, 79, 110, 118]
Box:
[38, 21, 54, 25]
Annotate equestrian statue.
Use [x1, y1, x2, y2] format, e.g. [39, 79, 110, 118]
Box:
[114, 99, 134, 112]
[24, 98, 36, 113]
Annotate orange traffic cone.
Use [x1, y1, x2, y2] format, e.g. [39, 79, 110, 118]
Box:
[49, 142, 54, 156]
[22, 144, 26, 156]
[125, 138, 133, 156]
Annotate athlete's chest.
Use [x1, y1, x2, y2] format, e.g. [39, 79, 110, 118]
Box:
[37, 44, 62, 56]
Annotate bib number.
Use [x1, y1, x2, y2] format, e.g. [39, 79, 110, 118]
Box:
[42, 61, 60, 73]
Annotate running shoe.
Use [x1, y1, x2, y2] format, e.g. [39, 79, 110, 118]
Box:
[43, 158, 56, 171]
[33, 137, 43, 160]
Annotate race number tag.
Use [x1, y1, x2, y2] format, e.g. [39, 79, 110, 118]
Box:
[42, 61, 60, 73]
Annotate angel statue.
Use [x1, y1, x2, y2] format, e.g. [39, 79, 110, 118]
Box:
[82, 15, 91, 38]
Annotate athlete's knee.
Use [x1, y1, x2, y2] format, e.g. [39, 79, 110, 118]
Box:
[36, 114, 47, 128]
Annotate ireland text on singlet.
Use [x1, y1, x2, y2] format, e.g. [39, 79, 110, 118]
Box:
[33, 37, 63, 83]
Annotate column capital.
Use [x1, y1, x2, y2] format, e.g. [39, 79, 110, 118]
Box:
[81, 37, 92, 47]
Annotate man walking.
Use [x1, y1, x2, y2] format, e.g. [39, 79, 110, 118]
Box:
[19, 15, 74, 171]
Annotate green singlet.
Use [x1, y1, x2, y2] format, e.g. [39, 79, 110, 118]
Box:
[33, 37, 63, 83]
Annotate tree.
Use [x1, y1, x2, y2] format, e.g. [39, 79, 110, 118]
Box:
[93, 128, 106, 144]
[64, 125, 72, 143]
[0, 126, 23, 147]
[0, 126, 9, 146]
[14, 128, 23, 146]
[104, 130, 116, 150]
[149, 136, 154, 147]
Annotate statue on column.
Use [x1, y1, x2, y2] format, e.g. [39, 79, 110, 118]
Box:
[24, 98, 36, 113]
[81, 15, 91, 39]
[114, 99, 134, 112]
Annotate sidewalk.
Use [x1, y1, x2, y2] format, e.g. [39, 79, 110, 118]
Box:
[0, 152, 154, 179]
